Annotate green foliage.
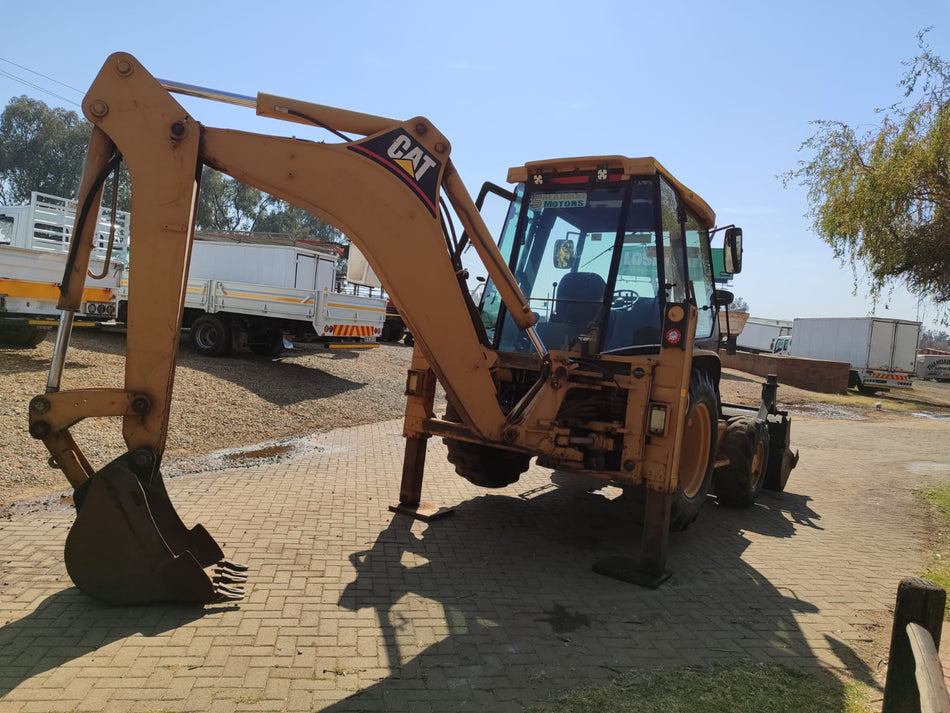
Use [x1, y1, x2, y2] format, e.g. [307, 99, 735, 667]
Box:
[731, 296, 750, 313]
[918, 484, 950, 618]
[527, 663, 873, 713]
[195, 169, 346, 248]
[784, 30, 950, 322]
[0, 96, 91, 203]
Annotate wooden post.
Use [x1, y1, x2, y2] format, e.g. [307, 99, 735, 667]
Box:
[883, 577, 947, 713]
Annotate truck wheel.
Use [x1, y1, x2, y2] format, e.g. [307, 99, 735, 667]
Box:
[248, 330, 284, 357]
[670, 371, 718, 531]
[713, 416, 769, 508]
[190, 314, 232, 357]
[0, 325, 50, 348]
[442, 402, 530, 488]
[403, 331, 414, 347]
[381, 321, 402, 342]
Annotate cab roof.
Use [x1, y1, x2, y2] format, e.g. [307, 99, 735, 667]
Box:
[507, 156, 716, 227]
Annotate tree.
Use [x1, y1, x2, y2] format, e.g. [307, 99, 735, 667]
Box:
[920, 328, 950, 351]
[0, 96, 91, 203]
[195, 169, 346, 245]
[784, 30, 950, 324]
[195, 169, 277, 232]
[731, 296, 750, 313]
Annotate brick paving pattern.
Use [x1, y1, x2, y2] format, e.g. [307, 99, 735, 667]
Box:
[0, 414, 948, 711]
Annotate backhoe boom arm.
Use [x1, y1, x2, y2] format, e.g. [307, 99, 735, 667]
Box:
[67, 53, 540, 463]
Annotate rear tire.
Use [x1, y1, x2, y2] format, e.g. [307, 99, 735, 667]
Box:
[670, 370, 718, 531]
[190, 314, 233, 357]
[0, 325, 50, 348]
[248, 329, 284, 356]
[443, 403, 530, 488]
[713, 416, 769, 508]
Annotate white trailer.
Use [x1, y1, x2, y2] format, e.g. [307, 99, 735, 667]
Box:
[916, 354, 950, 382]
[789, 317, 921, 391]
[0, 192, 126, 347]
[736, 317, 793, 354]
[117, 235, 386, 356]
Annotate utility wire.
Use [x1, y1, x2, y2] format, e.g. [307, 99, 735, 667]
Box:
[0, 56, 82, 107]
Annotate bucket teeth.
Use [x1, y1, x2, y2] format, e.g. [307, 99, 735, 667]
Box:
[219, 559, 249, 573]
[212, 565, 248, 584]
[214, 583, 245, 601]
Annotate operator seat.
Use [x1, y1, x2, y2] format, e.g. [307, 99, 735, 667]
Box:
[552, 272, 606, 329]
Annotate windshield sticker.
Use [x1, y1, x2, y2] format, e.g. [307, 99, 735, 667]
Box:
[529, 192, 587, 210]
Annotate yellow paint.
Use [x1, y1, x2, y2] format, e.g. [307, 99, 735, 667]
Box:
[326, 302, 387, 313]
[218, 289, 314, 305]
[0, 278, 113, 303]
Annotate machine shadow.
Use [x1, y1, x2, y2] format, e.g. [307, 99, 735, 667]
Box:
[0, 588, 234, 698]
[174, 345, 367, 406]
[326, 482, 861, 711]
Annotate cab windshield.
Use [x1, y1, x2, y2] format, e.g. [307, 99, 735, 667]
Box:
[479, 175, 714, 353]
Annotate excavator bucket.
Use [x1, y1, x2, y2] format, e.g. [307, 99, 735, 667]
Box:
[64, 452, 246, 604]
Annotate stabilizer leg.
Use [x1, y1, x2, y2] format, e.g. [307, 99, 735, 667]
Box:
[593, 489, 673, 589]
[389, 435, 454, 522]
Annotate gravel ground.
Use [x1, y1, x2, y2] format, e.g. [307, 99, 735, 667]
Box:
[3, 328, 949, 514]
[0, 329, 414, 511]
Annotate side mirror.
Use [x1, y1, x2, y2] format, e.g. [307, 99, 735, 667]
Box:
[723, 227, 743, 274]
[712, 289, 735, 308]
[553, 239, 574, 269]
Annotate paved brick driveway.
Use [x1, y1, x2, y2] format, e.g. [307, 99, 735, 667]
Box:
[0, 413, 948, 712]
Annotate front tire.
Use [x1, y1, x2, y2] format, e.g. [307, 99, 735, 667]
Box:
[670, 370, 718, 531]
[713, 416, 769, 508]
[190, 314, 233, 357]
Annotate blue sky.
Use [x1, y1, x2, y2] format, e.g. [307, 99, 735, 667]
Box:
[2, 0, 948, 331]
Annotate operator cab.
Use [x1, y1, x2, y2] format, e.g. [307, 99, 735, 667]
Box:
[478, 157, 741, 355]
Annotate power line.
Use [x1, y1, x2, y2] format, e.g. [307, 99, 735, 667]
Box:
[0, 56, 83, 93]
[0, 57, 82, 108]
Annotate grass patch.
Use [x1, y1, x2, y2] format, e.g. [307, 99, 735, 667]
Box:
[525, 663, 874, 713]
[918, 484, 950, 617]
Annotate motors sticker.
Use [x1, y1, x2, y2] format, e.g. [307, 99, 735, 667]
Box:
[529, 192, 587, 210]
[349, 129, 442, 217]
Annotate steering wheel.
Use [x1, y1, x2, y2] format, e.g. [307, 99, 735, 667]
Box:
[611, 289, 640, 311]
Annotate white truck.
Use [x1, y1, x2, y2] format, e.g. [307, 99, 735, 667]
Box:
[736, 317, 793, 354]
[0, 192, 125, 347]
[789, 317, 921, 391]
[117, 235, 386, 356]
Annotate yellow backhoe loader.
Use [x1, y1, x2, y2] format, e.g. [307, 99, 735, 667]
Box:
[29, 53, 797, 604]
